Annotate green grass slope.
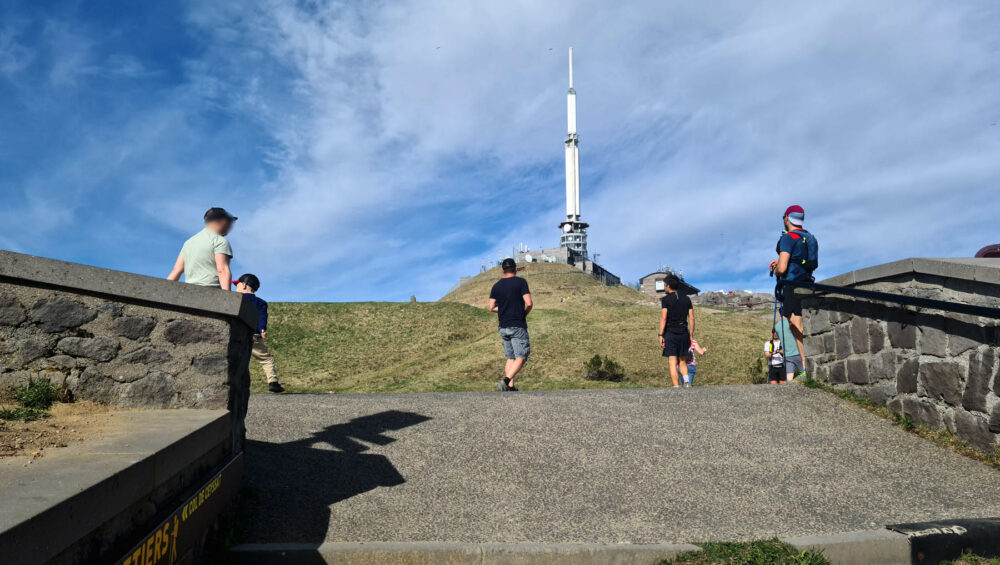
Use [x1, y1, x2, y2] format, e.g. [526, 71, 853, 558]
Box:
[252, 264, 773, 393]
[443, 262, 650, 308]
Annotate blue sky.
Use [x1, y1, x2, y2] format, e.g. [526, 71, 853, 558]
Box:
[1, 1, 998, 301]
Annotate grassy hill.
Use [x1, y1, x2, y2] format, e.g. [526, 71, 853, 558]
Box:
[251, 263, 773, 393]
[443, 262, 650, 308]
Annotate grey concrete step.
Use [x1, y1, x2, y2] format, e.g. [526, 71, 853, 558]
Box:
[231, 531, 914, 565]
[231, 541, 700, 565]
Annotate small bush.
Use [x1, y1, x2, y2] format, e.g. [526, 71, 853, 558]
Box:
[0, 407, 50, 421]
[663, 539, 828, 564]
[942, 556, 1000, 565]
[895, 413, 916, 432]
[584, 355, 625, 382]
[13, 378, 59, 410]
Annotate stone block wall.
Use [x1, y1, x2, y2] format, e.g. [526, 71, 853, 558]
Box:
[0, 250, 255, 452]
[801, 258, 1000, 452]
[0, 284, 247, 408]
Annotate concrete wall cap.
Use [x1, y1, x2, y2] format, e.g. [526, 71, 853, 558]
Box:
[0, 410, 231, 564]
[820, 257, 1000, 288]
[0, 250, 257, 329]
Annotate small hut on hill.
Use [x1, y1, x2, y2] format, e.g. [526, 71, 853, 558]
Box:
[638, 270, 700, 297]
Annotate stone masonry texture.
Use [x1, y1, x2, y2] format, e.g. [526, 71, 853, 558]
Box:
[0, 282, 252, 417]
[0, 248, 256, 456]
[802, 259, 1000, 452]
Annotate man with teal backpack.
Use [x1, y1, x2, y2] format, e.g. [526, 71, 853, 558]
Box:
[769, 205, 818, 378]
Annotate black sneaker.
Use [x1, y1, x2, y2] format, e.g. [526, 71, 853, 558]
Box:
[268, 382, 285, 393]
[507, 385, 518, 392]
[497, 377, 511, 391]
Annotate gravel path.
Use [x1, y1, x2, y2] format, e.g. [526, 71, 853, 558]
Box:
[242, 385, 999, 544]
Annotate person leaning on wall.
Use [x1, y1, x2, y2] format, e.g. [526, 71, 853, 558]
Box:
[167, 207, 237, 290]
[768, 204, 818, 379]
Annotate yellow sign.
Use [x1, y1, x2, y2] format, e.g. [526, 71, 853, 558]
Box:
[117, 455, 243, 565]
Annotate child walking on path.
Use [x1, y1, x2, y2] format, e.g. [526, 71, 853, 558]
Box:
[684, 339, 707, 387]
[233, 273, 285, 393]
[764, 330, 786, 384]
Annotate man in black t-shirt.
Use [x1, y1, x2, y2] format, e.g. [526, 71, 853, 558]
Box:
[658, 275, 695, 388]
[488, 258, 533, 391]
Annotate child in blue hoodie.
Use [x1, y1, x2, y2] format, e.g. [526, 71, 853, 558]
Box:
[233, 273, 284, 393]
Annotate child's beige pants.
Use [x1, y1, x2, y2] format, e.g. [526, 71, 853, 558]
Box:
[252, 335, 279, 383]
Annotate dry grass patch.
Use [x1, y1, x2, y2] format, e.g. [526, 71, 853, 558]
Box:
[0, 401, 111, 458]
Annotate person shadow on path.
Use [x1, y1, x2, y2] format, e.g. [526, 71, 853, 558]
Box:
[241, 410, 431, 552]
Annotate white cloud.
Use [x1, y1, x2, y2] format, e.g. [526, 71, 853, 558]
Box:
[272, 2, 993, 291]
[2, 1, 998, 299]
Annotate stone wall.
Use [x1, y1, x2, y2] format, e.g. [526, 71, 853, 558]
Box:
[0, 250, 256, 452]
[800, 258, 1000, 451]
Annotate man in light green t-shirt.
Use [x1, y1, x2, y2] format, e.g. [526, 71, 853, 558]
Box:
[167, 208, 237, 289]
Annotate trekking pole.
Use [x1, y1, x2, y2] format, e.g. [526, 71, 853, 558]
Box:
[770, 267, 777, 322]
[768, 269, 779, 383]
[771, 285, 779, 334]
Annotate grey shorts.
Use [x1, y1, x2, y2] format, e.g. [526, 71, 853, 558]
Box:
[784, 355, 804, 375]
[499, 327, 530, 360]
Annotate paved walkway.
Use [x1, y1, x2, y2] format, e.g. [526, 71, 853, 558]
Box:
[242, 386, 999, 545]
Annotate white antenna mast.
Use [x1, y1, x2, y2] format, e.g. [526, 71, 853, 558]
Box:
[558, 46, 589, 258]
[568, 47, 574, 89]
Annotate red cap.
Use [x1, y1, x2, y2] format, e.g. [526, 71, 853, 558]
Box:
[784, 205, 804, 217]
[231, 280, 239, 285]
